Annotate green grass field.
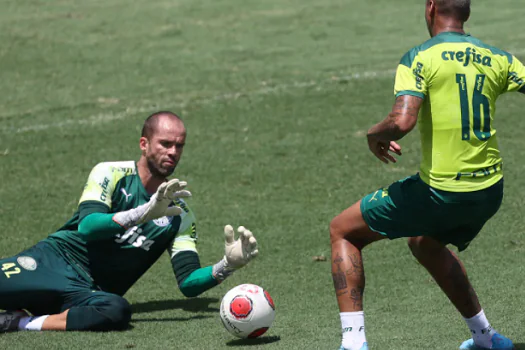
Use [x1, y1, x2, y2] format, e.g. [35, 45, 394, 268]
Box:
[1, 0, 525, 349]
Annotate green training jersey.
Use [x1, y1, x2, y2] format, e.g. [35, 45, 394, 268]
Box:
[46, 161, 198, 296]
[394, 32, 525, 192]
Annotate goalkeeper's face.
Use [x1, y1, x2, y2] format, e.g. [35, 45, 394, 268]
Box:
[141, 117, 186, 178]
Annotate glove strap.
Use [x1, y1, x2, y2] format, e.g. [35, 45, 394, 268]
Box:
[112, 203, 148, 229]
[212, 257, 237, 283]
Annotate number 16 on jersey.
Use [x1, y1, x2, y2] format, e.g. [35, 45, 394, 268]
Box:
[456, 74, 491, 141]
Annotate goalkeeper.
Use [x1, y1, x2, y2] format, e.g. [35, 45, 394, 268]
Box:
[0, 111, 258, 332]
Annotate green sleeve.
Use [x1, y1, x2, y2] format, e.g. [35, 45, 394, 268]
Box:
[179, 266, 219, 297]
[172, 251, 218, 297]
[78, 212, 126, 241]
[78, 200, 110, 221]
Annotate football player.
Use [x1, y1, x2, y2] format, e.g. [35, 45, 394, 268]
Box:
[0, 111, 258, 332]
[330, 1, 525, 349]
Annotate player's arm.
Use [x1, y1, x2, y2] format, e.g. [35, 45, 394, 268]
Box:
[366, 50, 427, 163]
[169, 220, 258, 298]
[505, 55, 525, 95]
[368, 95, 423, 141]
[76, 163, 189, 241]
[73, 163, 123, 240]
[366, 94, 423, 164]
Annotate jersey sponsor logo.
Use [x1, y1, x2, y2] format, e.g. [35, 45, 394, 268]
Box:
[455, 162, 502, 180]
[17, 256, 37, 271]
[153, 216, 173, 227]
[114, 167, 135, 176]
[99, 177, 110, 201]
[121, 188, 133, 202]
[441, 47, 492, 67]
[508, 71, 524, 86]
[413, 62, 424, 89]
[115, 227, 155, 251]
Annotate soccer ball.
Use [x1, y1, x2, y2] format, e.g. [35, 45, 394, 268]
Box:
[220, 284, 276, 338]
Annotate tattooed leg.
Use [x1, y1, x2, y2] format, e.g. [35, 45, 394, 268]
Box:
[332, 254, 348, 297]
[408, 236, 481, 318]
[330, 200, 385, 312]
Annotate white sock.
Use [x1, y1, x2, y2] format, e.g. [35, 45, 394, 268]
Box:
[464, 310, 495, 348]
[340, 311, 367, 350]
[18, 315, 49, 331]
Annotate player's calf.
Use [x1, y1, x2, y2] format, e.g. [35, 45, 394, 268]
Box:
[330, 201, 385, 350]
[0, 295, 132, 333]
[407, 236, 481, 318]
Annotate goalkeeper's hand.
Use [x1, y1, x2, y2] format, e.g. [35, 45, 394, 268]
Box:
[224, 225, 258, 268]
[113, 179, 191, 229]
[213, 225, 258, 282]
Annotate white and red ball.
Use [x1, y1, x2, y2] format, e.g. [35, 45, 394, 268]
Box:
[220, 284, 276, 338]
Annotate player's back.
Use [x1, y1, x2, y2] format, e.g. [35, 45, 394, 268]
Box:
[395, 32, 525, 192]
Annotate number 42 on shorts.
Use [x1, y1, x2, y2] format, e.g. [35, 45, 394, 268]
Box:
[1, 263, 21, 279]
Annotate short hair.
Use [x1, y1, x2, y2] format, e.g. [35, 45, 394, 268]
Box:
[141, 111, 183, 139]
[435, 0, 471, 22]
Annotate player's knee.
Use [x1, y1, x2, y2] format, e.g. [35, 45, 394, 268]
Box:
[408, 236, 442, 260]
[88, 294, 132, 331]
[408, 237, 423, 259]
[329, 215, 346, 243]
[67, 294, 132, 331]
[330, 214, 363, 246]
[104, 295, 132, 329]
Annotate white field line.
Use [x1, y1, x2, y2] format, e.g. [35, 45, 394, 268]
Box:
[0, 69, 396, 134]
[2, 46, 524, 135]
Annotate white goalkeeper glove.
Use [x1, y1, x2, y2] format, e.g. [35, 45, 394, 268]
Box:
[213, 225, 259, 282]
[113, 179, 191, 229]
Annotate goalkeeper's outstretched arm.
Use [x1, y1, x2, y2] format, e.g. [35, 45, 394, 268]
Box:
[170, 225, 258, 298]
[77, 179, 189, 241]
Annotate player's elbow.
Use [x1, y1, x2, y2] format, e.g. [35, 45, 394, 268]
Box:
[394, 114, 417, 136]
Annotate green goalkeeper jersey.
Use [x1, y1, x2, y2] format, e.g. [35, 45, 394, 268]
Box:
[45, 161, 198, 296]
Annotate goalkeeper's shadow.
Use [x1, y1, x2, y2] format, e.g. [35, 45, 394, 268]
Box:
[131, 297, 220, 314]
[226, 336, 281, 347]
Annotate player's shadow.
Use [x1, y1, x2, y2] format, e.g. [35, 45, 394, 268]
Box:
[132, 315, 212, 323]
[514, 343, 525, 350]
[226, 336, 281, 347]
[131, 297, 219, 314]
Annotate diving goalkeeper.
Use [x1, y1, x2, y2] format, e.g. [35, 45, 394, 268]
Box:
[0, 111, 258, 332]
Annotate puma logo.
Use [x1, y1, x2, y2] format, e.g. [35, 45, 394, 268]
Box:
[121, 189, 133, 202]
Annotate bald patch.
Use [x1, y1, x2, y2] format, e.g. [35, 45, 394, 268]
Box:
[142, 111, 185, 139]
[434, 0, 470, 22]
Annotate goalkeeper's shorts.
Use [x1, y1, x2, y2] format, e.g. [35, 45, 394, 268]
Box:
[360, 174, 503, 251]
[0, 241, 131, 331]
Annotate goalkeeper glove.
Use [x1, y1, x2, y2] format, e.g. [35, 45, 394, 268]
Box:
[213, 225, 258, 282]
[113, 179, 191, 229]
